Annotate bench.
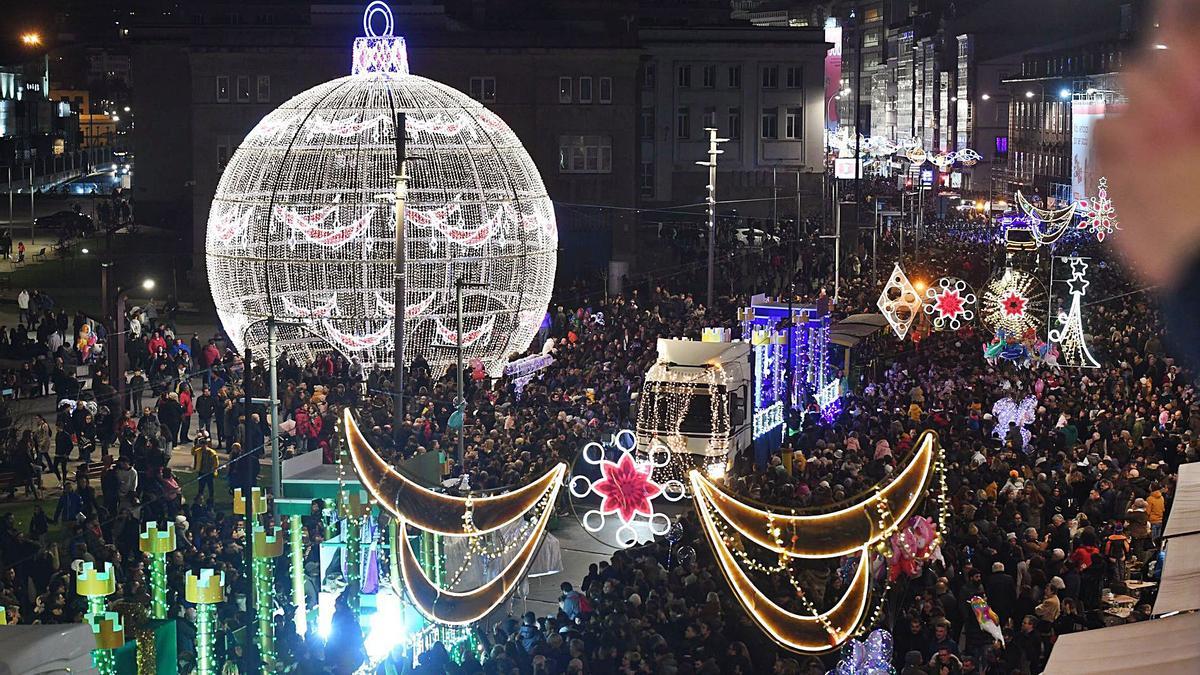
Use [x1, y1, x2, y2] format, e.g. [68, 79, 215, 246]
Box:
[31, 247, 47, 262]
[0, 471, 22, 499]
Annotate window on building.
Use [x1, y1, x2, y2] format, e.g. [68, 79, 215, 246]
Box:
[640, 108, 655, 139]
[599, 77, 612, 104]
[469, 76, 496, 103]
[761, 108, 778, 139]
[702, 65, 716, 88]
[785, 66, 802, 89]
[678, 65, 691, 88]
[761, 66, 778, 89]
[863, 31, 880, 48]
[677, 107, 690, 139]
[558, 77, 572, 103]
[995, 136, 1009, 155]
[864, 7, 882, 22]
[558, 135, 613, 173]
[216, 75, 230, 103]
[256, 75, 270, 103]
[236, 75, 250, 102]
[579, 77, 593, 103]
[642, 63, 656, 88]
[702, 107, 716, 130]
[785, 107, 802, 139]
[728, 65, 741, 89]
[728, 107, 741, 139]
[640, 161, 654, 198]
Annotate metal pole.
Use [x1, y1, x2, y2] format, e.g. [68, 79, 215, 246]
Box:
[705, 128, 718, 309]
[392, 113, 408, 435]
[853, 13, 864, 221]
[242, 346, 260, 672]
[268, 318, 281, 515]
[873, 200, 879, 282]
[29, 167, 34, 244]
[7, 167, 11, 229]
[834, 180, 841, 304]
[455, 277, 465, 469]
[796, 171, 803, 236]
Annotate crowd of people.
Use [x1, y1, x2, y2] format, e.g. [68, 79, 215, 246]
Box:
[0, 194, 1183, 675]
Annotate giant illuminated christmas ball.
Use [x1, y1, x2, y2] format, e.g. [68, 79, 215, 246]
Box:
[206, 2, 556, 375]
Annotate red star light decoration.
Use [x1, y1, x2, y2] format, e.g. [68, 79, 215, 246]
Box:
[923, 277, 976, 331]
[593, 452, 662, 523]
[1077, 177, 1119, 242]
[568, 430, 684, 548]
[1001, 291, 1026, 317]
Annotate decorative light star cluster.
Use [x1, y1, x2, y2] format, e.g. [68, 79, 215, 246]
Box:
[1077, 176, 1120, 242]
[1049, 256, 1101, 368]
[569, 430, 685, 549]
[877, 264, 922, 340]
[981, 268, 1045, 338]
[206, 2, 556, 376]
[923, 277, 976, 331]
[992, 396, 1036, 450]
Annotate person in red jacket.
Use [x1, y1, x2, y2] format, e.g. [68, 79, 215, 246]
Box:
[177, 386, 194, 444]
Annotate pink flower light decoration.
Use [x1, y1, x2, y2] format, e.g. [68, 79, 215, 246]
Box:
[593, 452, 663, 524]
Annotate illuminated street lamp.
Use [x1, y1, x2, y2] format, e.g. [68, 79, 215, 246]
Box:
[21, 33, 41, 46]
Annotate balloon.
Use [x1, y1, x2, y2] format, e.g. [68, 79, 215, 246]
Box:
[666, 522, 684, 544]
[677, 546, 696, 567]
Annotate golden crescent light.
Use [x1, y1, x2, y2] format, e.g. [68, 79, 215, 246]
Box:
[690, 469, 873, 653]
[394, 467, 563, 624]
[344, 409, 561, 535]
[692, 431, 937, 559]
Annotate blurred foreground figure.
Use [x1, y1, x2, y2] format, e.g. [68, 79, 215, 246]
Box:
[1098, 0, 1200, 364]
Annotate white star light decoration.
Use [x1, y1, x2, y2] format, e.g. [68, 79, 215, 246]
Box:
[923, 277, 976, 331]
[981, 268, 1045, 338]
[1077, 177, 1119, 243]
[1048, 256, 1101, 368]
[568, 430, 685, 549]
[877, 264, 923, 340]
[992, 396, 1036, 450]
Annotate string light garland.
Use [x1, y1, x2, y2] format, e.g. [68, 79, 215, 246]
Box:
[207, 1, 556, 377]
[1077, 177, 1119, 242]
[1049, 255, 1101, 368]
[923, 277, 976, 331]
[138, 522, 176, 620]
[690, 432, 938, 559]
[394, 469, 564, 625]
[981, 267, 1045, 338]
[186, 570, 225, 675]
[877, 264, 922, 340]
[635, 360, 731, 485]
[569, 430, 686, 548]
[77, 562, 123, 675]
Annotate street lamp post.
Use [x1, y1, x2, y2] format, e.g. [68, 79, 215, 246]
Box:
[697, 127, 728, 309]
[103, 266, 156, 419]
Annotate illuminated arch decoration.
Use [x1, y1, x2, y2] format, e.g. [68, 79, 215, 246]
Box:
[877, 264, 922, 340]
[992, 396, 1036, 450]
[1015, 191, 1077, 247]
[689, 431, 946, 654]
[568, 430, 686, 549]
[1077, 177, 1119, 243]
[345, 410, 566, 624]
[923, 277, 976, 331]
[345, 409, 560, 535]
[1048, 256, 1101, 368]
[981, 268, 1045, 338]
[206, 1, 557, 377]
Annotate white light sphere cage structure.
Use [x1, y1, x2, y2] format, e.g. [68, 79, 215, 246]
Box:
[206, 3, 557, 376]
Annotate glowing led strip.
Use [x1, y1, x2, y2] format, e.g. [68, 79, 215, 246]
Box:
[395, 472, 562, 625]
[692, 432, 937, 559]
[690, 469, 872, 653]
[344, 410, 564, 535]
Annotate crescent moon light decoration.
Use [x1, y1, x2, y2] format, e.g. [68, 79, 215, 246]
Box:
[344, 409, 561, 535]
[690, 431, 943, 653]
[1014, 191, 1077, 246]
[692, 432, 937, 559]
[343, 409, 566, 624]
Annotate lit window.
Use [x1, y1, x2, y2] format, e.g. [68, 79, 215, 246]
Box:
[469, 77, 496, 103]
[558, 135, 613, 174]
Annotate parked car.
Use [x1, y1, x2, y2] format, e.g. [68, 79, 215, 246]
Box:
[34, 210, 95, 237]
